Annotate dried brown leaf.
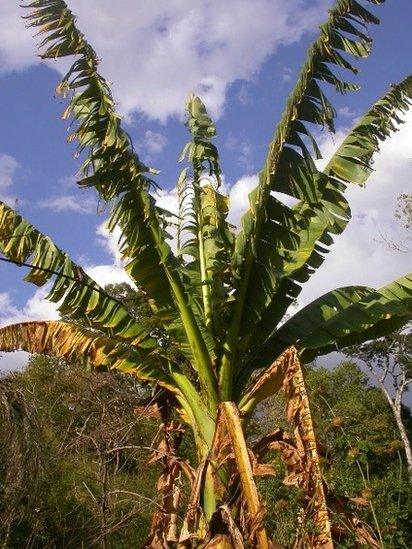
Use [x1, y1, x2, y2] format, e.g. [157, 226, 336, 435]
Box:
[348, 497, 369, 507]
[204, 534, 233, 548]
[178, 460, 208, 544]
[281, 347, 333, 548]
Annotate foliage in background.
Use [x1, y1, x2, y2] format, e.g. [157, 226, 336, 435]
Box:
[346, 328, 412, 477]
[395, 194, 412, 232]
[1, 357, 411, 547]
[0, 355, 164, 547]
[251, 361, 412, 547]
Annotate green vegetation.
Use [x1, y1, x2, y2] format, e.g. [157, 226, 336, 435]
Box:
[0, 355, 160, 547]
[254, 361, 412, 547]
[0, 0, 411, 546]
[1, 357, 411, 547]
[346, 329, 412, 477]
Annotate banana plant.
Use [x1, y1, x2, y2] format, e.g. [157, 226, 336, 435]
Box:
[0, 0, 411, 546]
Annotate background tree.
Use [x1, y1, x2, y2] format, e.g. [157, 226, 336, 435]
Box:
[0, 1, 411, 546]
[395, 193, 412, 232]
[0, 375, 44, 546]
[383, 193, 412, 252]
[252, 361, 412, 547]
[2, 356, 411, 547]
[346, 329, 412, 478]
[0, 354, 166, 547]
[307, 361, 412, 548]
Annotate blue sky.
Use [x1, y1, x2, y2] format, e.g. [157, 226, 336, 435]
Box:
[0, 0, 411, 376]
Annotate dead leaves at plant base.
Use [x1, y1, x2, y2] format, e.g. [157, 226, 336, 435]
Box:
[139, 349, 379, 548]
[203, 534, 234, 548]
[204, 504, 283, 549]
[329, 495, 380, 549]
[246, 347, 333, 548]
[141, 391, 192, 548]
[178, 402, 274, 549]
[281, 348, 333, 548]
[203, 505, 245, 549]
[178, 460, 208, 545]
[250, 347, 380, 548]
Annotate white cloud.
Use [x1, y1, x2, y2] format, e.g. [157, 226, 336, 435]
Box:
[86, 263, 131, 287]
[0, 1, 39, 73]
[226, 174, 257, 226]
[338, 106, 358, 119]
[0, 287, 59, 328]
[299, 110, 412, 306]
[0, 0, 329, 121]
[225, 174, 298, 227]
[84, 222, 132, 287]
[152, 187, 180, 252]
[95, 222, 124, 264]
[281, 67, 293, 83]
[143, 130, 167, 155]
[211, 112, 412, 309]
[155, 186, 179, 216]
[38, 174, 101, 214]
[0, 292, 16, 319]
[225, 135, 254, 171]
[0, 153, 19, 204]
[237, 84, 252, 106]
[0, 351, 27, 372]
[36, 194, 97, 214]
[57, 174, 78, 190]
[0, 287, 60, 371]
